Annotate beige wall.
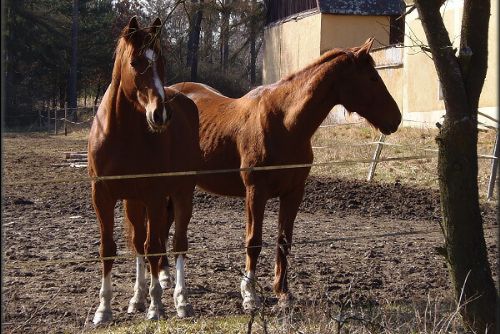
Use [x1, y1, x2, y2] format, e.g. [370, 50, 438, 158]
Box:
[262, 13, 393, 85]
[262, 13, 321, 84]
[403, 0, 498, 126]
[320, 15, 391, 53]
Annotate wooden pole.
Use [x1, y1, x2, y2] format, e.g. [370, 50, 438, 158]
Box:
[54, 108, 58, 135]
[47, 108, 51, 134]
[367, 134, 386, 181]
[487, 130, 499, 200]
[64, 102, 68, 136]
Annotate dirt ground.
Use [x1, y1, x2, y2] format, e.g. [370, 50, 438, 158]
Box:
[2, 132, 497, 334]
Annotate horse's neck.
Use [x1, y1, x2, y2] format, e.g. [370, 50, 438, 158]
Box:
[101, 82, 144, 136]
[278, 63, 340, 141]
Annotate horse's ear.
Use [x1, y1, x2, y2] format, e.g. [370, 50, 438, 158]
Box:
[123, 16, 140, 40]
[151, 17, 162, 39]
[355, 37, 374, 58]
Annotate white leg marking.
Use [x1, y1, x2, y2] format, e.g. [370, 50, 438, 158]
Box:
[93, 274, 113, 325]
[147, 273, 164, 320]
[173, 255, 194, 317]
[241, 270, 261, 311]
[159, 265, 174, 290]
[128, 256, 147, 313]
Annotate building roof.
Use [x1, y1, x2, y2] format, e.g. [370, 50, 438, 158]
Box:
[318, 0, 405, 16]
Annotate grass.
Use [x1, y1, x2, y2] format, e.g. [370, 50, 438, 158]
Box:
[92, 316, 250, 334]
[88, 294, 468, 334]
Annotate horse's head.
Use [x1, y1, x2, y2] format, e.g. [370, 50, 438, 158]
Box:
[337, 38, 401, 135]
[117, 16, 171, 132]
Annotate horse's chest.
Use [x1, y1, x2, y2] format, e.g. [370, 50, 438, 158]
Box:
[91, 137, 170, 175]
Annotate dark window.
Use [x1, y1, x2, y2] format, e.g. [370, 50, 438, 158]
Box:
[389, 15, 405, 45]
[265, 0, 319, 25]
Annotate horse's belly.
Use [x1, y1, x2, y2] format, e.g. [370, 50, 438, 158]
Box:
[196, 172, 246, 197]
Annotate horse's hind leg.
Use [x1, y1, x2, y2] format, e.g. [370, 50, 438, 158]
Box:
[241, 186, 267, 311]
[159, 197, 175, 290]
[171, 191, 195, 318]
[92, 186, 117, 325]
[124, 199, 148, 314]
[144, 200, 167, 320]
[273, 187, 304, 308]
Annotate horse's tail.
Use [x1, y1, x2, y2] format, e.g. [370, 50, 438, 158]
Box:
[159, 197, 174, 267]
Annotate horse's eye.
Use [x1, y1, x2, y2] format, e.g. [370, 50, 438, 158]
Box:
[130, 59, 139, 68]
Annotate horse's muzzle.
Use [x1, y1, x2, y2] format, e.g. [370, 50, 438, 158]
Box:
[147, 106, 171, 132]
[380, 116, 401, 135]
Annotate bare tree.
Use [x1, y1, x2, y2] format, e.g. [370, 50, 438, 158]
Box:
[412, 1, 496, 332]
[69, 0, 79, 116]
[186, 0, 204, 80]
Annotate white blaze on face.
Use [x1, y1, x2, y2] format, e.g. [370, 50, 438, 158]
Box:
[143, 49, 166, 125]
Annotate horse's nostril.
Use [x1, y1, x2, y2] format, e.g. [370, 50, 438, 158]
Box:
[153, 110, 163, 124]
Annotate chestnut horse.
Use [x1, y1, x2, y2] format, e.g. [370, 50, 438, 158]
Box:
[88, 17, 200, 324]
[170, 38, 401, 310]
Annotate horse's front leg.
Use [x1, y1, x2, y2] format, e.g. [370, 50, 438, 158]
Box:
[159, 197, 175, 290]
[241, 186, 268, 311]
[273, 187, 304, 307]
[124, 200, 148, 314]
[171, 191, 195, 318]
[92, 185, 117, 325]
[144, 200, 167, 320]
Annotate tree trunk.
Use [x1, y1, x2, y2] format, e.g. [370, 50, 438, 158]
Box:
[437, 118, 496, 333]
[93, 82, 101, 108]
[186, 0, 203, 81]
[68, 0, 79, 119]
[414, 1, 496, 332]
[249, 0, 257, 85]
[220, 0, 230, 71]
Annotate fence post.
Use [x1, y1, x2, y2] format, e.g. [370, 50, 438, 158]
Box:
[64, 103, 68, 136]
[54, 108, 58, 135]
[367, 134, 386, 181]
[47, 108, 51, 134]
[487, 130, 499, 201]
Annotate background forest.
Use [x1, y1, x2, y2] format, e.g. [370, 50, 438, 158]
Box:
[4, 0, 265, 127]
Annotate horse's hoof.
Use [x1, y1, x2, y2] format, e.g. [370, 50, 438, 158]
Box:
[146, 305, 165, 320]
[176, 303, 194, 318]
[128, 300, 146, 314]
[92, 310, 113, 325]
[242, 296, 261, 312]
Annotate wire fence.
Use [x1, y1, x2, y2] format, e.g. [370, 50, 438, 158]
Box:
[4, 107, 499, 270]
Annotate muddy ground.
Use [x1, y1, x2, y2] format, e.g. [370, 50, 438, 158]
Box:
[2, 133, 497, 333]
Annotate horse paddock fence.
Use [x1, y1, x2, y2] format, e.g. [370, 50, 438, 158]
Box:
[3, 114, 498, 276]
[27, 104, 500, 200]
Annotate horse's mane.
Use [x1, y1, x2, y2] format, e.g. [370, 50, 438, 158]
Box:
[281, 47, 375, 83]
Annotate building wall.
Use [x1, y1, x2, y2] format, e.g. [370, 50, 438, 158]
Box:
[262, 13, 321, 84]
[320, 15, 391, 53]
[402, 0, 498, 127]
[263, 13, 393, 85]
